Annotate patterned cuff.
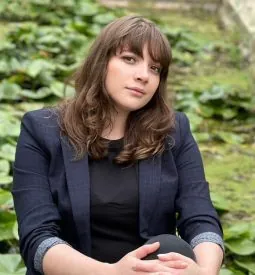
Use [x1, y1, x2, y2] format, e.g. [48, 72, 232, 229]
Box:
[190, 232, 225, 252]
[34, 237, 71, 274]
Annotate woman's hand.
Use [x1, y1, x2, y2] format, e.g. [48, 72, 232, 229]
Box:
[108, 242, 188, 275]
[157, 253, 214, 275]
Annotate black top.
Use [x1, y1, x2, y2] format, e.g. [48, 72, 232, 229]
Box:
[89, 139, 145, 263]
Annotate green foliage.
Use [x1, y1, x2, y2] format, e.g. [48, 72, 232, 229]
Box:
[0, 254, 26, 275]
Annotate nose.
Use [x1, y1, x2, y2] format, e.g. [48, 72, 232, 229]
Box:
[134, 63, 149, 83]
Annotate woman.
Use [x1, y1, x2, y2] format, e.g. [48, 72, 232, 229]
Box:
[12, 15, 224, 275]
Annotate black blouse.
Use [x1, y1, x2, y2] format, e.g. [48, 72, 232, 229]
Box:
[89, 139, 145, 263]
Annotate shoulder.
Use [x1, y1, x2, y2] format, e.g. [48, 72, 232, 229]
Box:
[22, 108, 59, 127]
[167, 111, 194, 156]
[170, 111, 192, 143]
[174, 111, 190, 133]
[20, 108, 61, 144]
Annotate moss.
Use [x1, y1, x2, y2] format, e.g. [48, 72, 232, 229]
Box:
[0, 22, 9, 40]
[181, 69, 252, 94]
[201, 144, 255, 220]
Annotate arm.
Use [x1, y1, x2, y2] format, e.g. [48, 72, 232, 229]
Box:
[42, 244, 108, 275]
[174, 112, 224, 272]
[12, 112, 113, 275]
[12, 112, 108, 274]
[158, 242, 223, 275]
[12, 111, 63, 273]
[193, 242, 223, 275]
[42, 241, 172, 275]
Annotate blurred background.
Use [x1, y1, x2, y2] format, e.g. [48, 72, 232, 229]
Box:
[0, 0, 254, 274]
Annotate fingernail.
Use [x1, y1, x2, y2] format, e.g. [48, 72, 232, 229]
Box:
[157, 254, 167, 258]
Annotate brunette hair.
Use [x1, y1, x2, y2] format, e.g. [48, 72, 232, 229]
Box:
[57, 15, 175, 163]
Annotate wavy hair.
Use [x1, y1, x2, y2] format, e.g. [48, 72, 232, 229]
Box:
[57, 15, 175, 164]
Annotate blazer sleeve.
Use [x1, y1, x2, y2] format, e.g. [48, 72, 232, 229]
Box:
[12, 111, 63, 273]
[174, 112, 223, 245]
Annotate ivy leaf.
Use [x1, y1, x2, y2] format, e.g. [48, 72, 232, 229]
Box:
[224, 223, 252, 241]
[220, 269, 235, 275]
[0, 144, 16, 162]
[214, 131, 244, 145]
[0, 175, 13, 185]
[0, 119, 21, 138]
[235, 258, 255, 274]
[50, 81, 74, 98]
[0, 254, 26, 274]
[198, 105, 215, 118]
[210, 193, 230, 213]
[20, 87, 52, 99]
[225, 238, 255, 256]
[18, 102, 45, 113]
[0, 211, 16, 241]
[0, 159, 10, 175]
[0, 189, 13, 209]
[26, 59, 55, 78]
[76, 2, 99, 16]
[0, 80, 21, 101]
[12, 221, 19, 240]
[221, 108, 238, 120]
[93, 13, 116, 25]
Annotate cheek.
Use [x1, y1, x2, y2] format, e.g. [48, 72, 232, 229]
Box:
[151, 78, 160, 93]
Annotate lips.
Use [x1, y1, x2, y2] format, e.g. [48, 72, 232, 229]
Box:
[126, 87, 145, 94]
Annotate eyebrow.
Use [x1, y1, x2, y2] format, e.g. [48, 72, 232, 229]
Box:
[120, 49, 161, 65]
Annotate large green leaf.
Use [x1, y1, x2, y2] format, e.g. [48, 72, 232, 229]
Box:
[0, 119, 21, 138]
[26, 59, 55, 78]
[210, 193, 230, 212]
[224, 223, 253, 241]
[213, 131, 244, 145]
[0, 80, 21, 101]
[0, 189, 13, 209]
[93, 13, 116, 25]
[76, 2, 99, 16]
[220, 269, 235, 275]
[225, 238, 255, 256]
[0, 144, 16, 162]
[235, 258, 255, 274]
[0, 211, 16, 241]
[0, 159, 10, 175]
[20, 87, 52, 99]
[0, 254, 26, 275]
[50, 81, 75, 98]
[17, 102, 44, 113]
[12, 221, 19, 240]
[0, 175, 13, 185]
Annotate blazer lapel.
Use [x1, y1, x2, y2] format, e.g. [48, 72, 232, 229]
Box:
[61, 136, 91, 255]
[138, 155, 161, 239]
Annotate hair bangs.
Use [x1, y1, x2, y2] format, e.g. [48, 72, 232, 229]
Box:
[146, 29, 171, 73]
[111, 21, 171, 74]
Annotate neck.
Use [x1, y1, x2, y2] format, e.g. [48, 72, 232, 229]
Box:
[102, 110, 129, 140]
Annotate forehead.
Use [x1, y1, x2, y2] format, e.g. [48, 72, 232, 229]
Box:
[113, 34, 169, 69]
[108, 20, 171, 69]
[119, 44, 160, 64]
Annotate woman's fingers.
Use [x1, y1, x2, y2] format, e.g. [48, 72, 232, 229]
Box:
[158, 252, 193, 264]
[130, 242, 160, 259]
[160, 259, 188, 269]
[134, 259, 178, 273]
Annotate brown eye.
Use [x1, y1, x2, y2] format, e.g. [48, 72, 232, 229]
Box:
[151, 65, 161, 74]
[123, 56, 136, 64]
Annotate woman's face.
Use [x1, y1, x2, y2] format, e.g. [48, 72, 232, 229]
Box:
[105, 44, 161, 115]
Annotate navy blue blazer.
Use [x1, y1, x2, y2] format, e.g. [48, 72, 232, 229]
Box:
[12, 109, 222, 274]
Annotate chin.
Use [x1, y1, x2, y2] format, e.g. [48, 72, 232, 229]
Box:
[121, 105, 145, 113]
